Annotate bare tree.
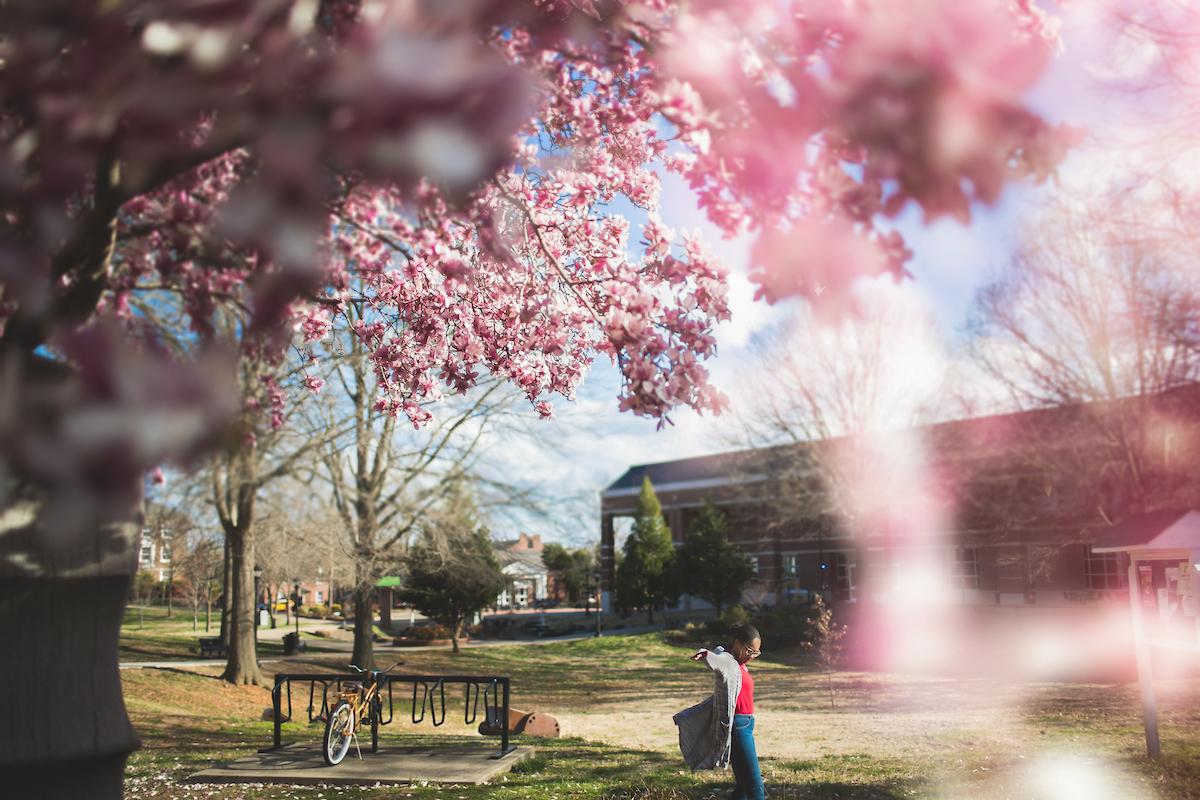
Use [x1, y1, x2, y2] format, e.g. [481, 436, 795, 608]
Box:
[305, 295, 522, 669]
[730, 288, 950, 526]
[175, 530, 222, 632]
[208, 353, 350, 685]
[968, 185, 1200, 520]
[142, 499, 197, 617]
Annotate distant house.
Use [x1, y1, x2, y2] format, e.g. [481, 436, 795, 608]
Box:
[137, 527, 178, 582]
[494, 533, 548, 608]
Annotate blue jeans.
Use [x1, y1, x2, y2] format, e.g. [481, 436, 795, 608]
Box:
[729, 714, 765, 800]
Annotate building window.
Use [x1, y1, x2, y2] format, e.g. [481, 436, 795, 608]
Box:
[833, 552, 856, 602]
[316, 591, 324, 604]
[783, 554, 798, 577]
[140, 540, 153, 565]
[1086, 550, 1126, 591]
[951, 547, 979, 590]
[160, 543, 172, 563]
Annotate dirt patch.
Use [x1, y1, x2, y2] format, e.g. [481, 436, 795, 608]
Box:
[122, 669, 272, 720]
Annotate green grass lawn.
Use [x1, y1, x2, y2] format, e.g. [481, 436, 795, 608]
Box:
[121, 633, 1200, 799]
[120, 605, 320, 661]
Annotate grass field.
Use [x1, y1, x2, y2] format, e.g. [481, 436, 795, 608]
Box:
[119, 633, 1200, 799]
[120, 605, 331, 662]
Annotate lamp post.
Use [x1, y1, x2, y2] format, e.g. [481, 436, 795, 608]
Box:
[293, 579, 301, 637]
[592, 570, 602, 638]
[253, 564, 264, 646]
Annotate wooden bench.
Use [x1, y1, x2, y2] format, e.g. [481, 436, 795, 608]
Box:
[198, 637, 227, 658]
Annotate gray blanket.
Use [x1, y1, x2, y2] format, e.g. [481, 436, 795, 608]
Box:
[673, 647, 742, 770]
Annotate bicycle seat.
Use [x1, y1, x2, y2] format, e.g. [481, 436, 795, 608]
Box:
[341, 682, 363, 693]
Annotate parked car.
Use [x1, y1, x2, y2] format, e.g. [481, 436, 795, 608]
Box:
[532, 598, 559, 610]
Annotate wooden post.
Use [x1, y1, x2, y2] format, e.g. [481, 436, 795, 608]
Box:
[1128, 559, 1161, 759]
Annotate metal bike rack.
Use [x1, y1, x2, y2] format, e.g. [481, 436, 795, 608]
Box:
[266, 672, 515, 758]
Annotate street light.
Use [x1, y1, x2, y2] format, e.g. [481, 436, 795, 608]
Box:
[592, 569, 603, 638]
[292, 579, 301, 637]
[253, 564, 264, 646]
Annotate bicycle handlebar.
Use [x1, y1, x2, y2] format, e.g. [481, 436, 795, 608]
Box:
[347, 661, 404, 674]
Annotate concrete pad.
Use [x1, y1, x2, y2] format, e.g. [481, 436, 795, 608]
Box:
[185, 743, 533, 786]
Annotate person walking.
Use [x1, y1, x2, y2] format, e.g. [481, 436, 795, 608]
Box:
[674, 622, 765, 800]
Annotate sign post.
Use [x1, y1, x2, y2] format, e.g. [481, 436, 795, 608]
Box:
[1128, 558, 1161, 759]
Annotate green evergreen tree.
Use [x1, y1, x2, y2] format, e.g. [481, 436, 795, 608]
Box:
[399, 488, 505, 653]
[615, 476, 677, 622]
[542, 543, 594, 604]
[675, 500, 754, 615]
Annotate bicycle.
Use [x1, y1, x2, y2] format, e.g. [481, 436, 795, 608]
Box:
[322, 661, 402, 766]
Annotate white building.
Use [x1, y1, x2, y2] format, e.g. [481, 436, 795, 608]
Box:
[494, 533, 549, 609]
[138, 528, 174, 581]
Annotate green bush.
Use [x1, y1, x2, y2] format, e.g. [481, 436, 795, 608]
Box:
[716, 605, 751, 630]
[755, 602, 819, 647]
[686, 603, 819, 647]
[403, 624, 456, 640]
[663, 621, 709, 645]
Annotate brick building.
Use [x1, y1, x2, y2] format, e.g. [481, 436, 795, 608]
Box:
[599, 385, 1200, 613]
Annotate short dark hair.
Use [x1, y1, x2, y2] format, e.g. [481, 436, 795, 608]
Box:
[729, 622, 760, 645]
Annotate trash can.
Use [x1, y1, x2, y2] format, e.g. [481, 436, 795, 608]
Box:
[282, 631, 300, 655]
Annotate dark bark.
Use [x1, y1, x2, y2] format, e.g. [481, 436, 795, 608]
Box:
[219, 536, 231, 646]
[0, 473, 142, 800]
[0, 574, 140, 799]
[379, 587, 392, 630]
[351, 584, 376, 669]
[221, 524, 264, 685]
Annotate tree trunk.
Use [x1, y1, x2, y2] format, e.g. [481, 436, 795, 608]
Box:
[647, 605, 654, 624]
[351, 584, 375, 669]
[221, 525, 263, 685]
[219, 536, 232, 646]
[0, 497, 141, 799]
[451, 617, 463, 654]
[166, 568, 173, 617]
[205, 580, 212, 632]
[379, 587, 392, 631]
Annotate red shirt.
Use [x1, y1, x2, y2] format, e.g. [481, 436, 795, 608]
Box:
[734, 662, 754, 715]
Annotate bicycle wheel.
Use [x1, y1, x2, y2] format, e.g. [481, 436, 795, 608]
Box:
[322, 700, 355, 766]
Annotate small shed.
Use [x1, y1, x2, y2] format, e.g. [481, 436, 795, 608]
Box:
[1092, 509, 1200, 757]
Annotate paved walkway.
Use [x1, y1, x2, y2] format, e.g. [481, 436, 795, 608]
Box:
[186, 743, 533, 786]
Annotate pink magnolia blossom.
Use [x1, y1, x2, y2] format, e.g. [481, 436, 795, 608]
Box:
[0, 0, 1072, 495]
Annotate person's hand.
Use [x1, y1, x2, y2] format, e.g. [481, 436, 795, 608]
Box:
[690, 649, 708, 661]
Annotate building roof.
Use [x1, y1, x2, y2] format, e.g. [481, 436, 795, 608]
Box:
[495, 547, 546, 573]
[1092, 509, 1200, 553]
[602, 383, 1200, 500]
[602, 444, 798, 496]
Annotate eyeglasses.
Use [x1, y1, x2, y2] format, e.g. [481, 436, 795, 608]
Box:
[739, 644, 761, 658]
